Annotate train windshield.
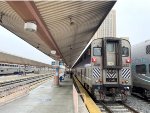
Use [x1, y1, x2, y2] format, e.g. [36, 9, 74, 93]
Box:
[107, 42, 115, 52]
[122, 47, 129, 57]
[93, 47, 101, 56]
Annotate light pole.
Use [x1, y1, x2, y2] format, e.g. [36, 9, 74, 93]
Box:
[54, 60, 60, 86]
[51, 50, 60, 86]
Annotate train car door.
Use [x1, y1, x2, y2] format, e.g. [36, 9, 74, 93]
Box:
[106, 42, 116, 66]
[103, 38, 122, 84]
[103, 38, 122, 69]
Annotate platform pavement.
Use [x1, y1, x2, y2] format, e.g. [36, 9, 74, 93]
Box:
[0, 77, 89, 113]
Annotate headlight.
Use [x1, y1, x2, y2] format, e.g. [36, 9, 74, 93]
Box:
[96, 80, 99, 83]
[125, 80, 129, 84]
[125, 87, 129, 90]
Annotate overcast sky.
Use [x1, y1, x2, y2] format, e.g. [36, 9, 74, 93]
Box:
[113, 0, 150, 45]
[0, 0, 150, 64]
[0, 26, 54, 64]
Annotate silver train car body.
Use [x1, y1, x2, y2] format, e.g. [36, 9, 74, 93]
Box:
[73, 37, 132, 101]
[0, 63, 19, 75]
[131, 40, 150, 98]
[0, 63, 53, 75]
[0, 63, 35, 75]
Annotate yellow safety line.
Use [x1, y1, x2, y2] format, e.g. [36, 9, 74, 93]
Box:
[73, 76, 102, 113]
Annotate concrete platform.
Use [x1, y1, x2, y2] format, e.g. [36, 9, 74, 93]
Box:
[0, 77, 89, 113]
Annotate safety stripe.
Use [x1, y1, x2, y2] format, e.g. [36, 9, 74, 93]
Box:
[73, 76, 102, 113]
[92, 67, 100, 78]
[122, 68, 130, 78]
[106, 69, 117, 78]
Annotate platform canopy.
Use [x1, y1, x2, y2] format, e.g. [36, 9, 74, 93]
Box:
[0, 51, 51, 67]
[0, 1, 116, 67]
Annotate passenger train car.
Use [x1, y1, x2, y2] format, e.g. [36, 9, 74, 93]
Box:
[73, 37, 132, 101]
[0, 63, 53, 75]
[0, 63, 36, 75]
[131, 40, 150, 99]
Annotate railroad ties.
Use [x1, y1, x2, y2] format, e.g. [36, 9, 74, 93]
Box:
[97, 101, 139, 113]
[0, 74, 52, 106]
[73, 75, 150, 113]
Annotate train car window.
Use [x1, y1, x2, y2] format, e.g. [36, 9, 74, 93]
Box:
[122, 47, 129, 57]
[93, 47, 101, 56]
[84, 53, 87, 59]
[107, 42, 115, 52]
[149, 64, 150, 73]
[136, 64, 146, 74]
[88, 49, 91, 56]
[146, 45, 150, 54]
[1, 70, 4, 72]
[2, 64, 4, 66]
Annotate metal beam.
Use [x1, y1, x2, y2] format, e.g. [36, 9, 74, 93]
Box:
[7, 1, 63, 59]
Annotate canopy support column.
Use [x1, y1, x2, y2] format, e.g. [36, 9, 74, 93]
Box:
[54, 61, 59, 86]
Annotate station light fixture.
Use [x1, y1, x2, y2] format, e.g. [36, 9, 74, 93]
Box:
[68, 15, 74, 26]
[24, 21, 37, 32]
[51, 50, 56, 55]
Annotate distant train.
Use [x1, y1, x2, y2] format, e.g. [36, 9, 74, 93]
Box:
[0, 63, 35, 75]
[0, 62, 53, 75]
[73, 37, 132, 101]
[131, 40, 150, 99]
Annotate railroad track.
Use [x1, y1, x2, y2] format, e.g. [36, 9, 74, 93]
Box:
[125, 95, 150, 113]
[73, 76, 149, 113]
[0, 74, 52, 100]
[132, 93, 150, 103]
[96, 101, 140, 113]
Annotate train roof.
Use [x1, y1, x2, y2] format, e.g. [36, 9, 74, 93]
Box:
[92, 37, 130, 43]
[132, 40, 150, 48]
[132, 40, 150, 58]
[72, 37, 131, 68]
[0, 51, 52, 67]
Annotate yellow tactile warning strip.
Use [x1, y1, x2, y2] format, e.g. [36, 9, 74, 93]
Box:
[73, 76, 102, 113]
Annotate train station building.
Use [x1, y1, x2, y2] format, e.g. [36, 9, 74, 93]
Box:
[1, 1, 143, 113]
